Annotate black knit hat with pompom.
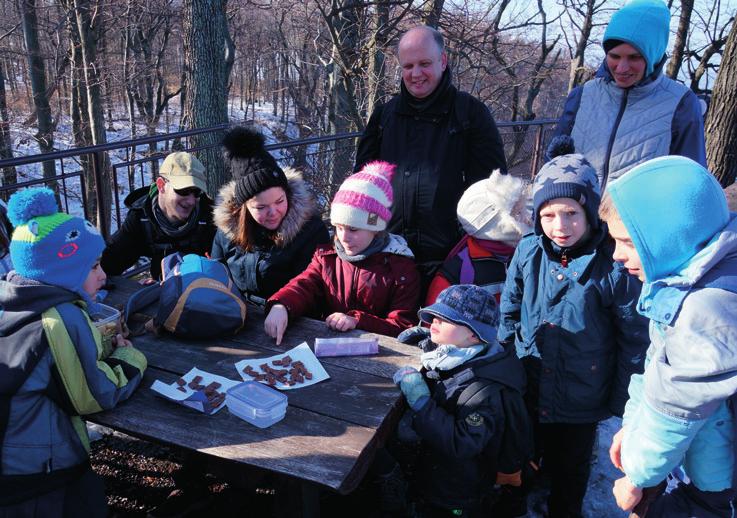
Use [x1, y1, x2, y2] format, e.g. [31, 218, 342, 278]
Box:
[222, 126, 289, 205]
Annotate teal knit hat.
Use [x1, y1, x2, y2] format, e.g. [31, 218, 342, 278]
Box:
[8, 187, 105, 298]
[603, 0, 671, 77]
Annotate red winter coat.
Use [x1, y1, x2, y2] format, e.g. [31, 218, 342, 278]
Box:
[267, 235, 420, 337]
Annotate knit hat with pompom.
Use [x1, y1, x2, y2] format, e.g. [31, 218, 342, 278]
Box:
[8, 187, 104, 297]
[330, 161, 395, 231]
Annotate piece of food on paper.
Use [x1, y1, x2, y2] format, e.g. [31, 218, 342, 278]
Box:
[314, 337, 379, 357]
[151, 367, 240, 414]
[234, 342, 329, 390]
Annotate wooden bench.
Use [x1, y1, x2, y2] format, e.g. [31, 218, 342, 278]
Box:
[90, 277, 420, 509]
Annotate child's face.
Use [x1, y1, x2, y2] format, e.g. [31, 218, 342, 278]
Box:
[334, 224, 377, 256]
[608, 215, 645, 281]
[430, 317, 479, 347]
[83, 257, 107, 299]
[539, 197, 589, 248]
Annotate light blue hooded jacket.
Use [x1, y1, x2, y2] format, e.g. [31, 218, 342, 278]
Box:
[608, 156, 736, 491]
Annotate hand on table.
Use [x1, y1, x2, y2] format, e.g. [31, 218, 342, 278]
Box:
[610, 427, 625, 471]
[265, 304, 289, 345]
[325, 312, 357, 332]
[112, 333, 132, 348]
[613, 476, 642, 512]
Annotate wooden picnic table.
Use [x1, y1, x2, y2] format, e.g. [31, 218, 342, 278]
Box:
[89, 277, 420, 501]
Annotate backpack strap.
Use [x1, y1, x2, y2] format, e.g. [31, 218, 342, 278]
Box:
[451, 90, 473, 133]
[457, 380, 501, 410]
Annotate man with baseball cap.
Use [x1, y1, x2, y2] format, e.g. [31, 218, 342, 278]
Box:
[101, 151, 216, 279]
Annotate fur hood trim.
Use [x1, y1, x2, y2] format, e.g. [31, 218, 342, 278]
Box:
[213, 167, 319, 247]
[383, 233, 414, 258]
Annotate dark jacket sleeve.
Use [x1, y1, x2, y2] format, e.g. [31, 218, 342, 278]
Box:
[497, 243, 526, 345]
[549, 86, 584, 161]
[670, 90, 707, 167]
[289, 216, 330, 280]
[101, 210, 147, 276]
[411, 392, 498, 459]
[348, 258, 420, 337]
[607, 266, 650, 417]
[210, 230, 227, 261]
[354, 104, 384, 172]
[466, 99, 508, 178]
[267, 250, 327, 319]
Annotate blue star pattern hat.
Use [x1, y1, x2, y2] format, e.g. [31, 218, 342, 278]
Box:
[8, 187, 105, 298]
[418, 284, 499, 344]
[533, 136, 601, 234]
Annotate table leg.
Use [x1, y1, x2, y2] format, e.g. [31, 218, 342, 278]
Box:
[301, 481, 321, 518]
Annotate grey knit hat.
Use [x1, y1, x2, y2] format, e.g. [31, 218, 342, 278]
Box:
[533, 136, 601, 233]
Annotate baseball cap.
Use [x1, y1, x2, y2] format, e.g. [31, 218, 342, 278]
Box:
[159, 152, 207, 192]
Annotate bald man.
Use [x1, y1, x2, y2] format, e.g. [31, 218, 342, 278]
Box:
[354, 26, 507, 292]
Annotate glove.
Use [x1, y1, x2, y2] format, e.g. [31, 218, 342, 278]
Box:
[397, 326, 431, 345]
[393, 366, 430, 411]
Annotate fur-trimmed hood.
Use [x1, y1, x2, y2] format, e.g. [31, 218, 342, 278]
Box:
[213, 167, 319, 247]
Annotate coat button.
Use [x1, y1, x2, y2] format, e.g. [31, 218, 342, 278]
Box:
[541, 409, 548, 416]
[557, 274, 564, 281]
[404, 171, 411, 177]
[591, 364, 597, 371]
[544, 368, 551, 374]
[400, 276, 405, 281]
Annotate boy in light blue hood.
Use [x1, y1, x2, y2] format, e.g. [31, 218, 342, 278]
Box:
[601, 156, 737, 516]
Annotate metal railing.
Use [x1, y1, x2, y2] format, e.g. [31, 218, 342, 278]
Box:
[0, 118, 556, 237]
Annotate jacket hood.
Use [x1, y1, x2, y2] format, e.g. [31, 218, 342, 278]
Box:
[607, 156, 729, 282]
[0, 273, 78, 336]
[382, 233, 414, 258]
[471, 344, 526, 393]
[213, 167, 319, 247]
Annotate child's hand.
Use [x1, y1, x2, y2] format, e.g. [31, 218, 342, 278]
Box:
[613, 475, 642, 512]
[112, 334, 132, 348]
[264, 304, 289, 345]
[392, 366, 430, 411]
[325, 312, 357, 332]
[397, 326, 431, 345]
[609, 427, 625, 471]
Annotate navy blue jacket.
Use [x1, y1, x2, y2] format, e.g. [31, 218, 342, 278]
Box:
[498, 227, 649, 423]
[409, 345, 525, 509]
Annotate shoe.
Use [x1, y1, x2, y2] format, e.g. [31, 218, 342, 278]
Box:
[376, 464, 409, 514]
[147, 488, 211, 518]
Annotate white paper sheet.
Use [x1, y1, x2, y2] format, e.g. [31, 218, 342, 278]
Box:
[234, 342, 330, 390]
[150, 367, 241, 414]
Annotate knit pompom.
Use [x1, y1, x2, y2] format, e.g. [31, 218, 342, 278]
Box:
[222, 126, 267, 159]
[7, 187, 58, 226]
[360, 161, 396, 182]
[546, 135, 576, 160]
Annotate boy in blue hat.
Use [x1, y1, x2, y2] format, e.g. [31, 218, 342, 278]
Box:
[498, 137, 650, 518]
[394, 283, 527, 517]
[0, 188, 147, 517]
[602, 156, 737, 516]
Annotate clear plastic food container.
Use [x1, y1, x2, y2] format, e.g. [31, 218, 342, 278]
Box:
[226, 381, 288, 428]
[89, 303, 121, 349]
[314, 337, 379, 357]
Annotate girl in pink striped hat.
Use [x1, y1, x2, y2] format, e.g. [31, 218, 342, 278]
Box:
[264, 161, 421, 342]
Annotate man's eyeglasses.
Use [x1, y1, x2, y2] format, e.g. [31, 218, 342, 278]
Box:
[173, 186, 203, 198]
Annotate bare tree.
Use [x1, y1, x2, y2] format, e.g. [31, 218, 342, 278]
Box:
[705, 19, 737, 187]
[684, 2, 734, 93]
[559, 0, 610, 92]
[666, 0, 695, 79]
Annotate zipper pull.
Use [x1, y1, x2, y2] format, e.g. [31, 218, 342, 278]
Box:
[561, 250, 569, 268]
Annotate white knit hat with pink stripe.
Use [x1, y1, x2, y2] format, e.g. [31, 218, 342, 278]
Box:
[330, 161, 395, 231]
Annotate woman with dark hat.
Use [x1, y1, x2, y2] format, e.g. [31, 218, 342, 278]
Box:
[211, 127, 330, 301]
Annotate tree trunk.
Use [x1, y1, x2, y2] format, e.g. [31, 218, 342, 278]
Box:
[0, 60, 16, 192]
[366, 2, 389, 116]
[705, 21, 737, 187]
[567, 0, 596, 92]
[422, 0, 444, 28]
[181, 0, 230, 192]
[20, 0, 57, 190]
[666, 0, 694, 79]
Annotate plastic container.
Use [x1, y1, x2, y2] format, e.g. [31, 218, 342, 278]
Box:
[314, 337, 379, 357]
[226, 381, 288, 428]
[90, 303, 121, 346]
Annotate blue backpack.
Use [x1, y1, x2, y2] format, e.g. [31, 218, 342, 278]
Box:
[153, 253, 247, 339]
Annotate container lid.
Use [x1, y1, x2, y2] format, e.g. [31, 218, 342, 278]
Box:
[227, 381, 287, 411]
[89, 303, 121, 325]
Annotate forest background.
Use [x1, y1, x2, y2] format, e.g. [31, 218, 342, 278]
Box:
[0, 0, 735, 233]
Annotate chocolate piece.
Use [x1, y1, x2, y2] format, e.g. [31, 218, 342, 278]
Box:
[176, 378, 186, 386]
[177, 386, 187, 393]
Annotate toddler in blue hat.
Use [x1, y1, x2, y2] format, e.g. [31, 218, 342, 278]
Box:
[0, 188, 147, 515]
[390, 284, 527, 516]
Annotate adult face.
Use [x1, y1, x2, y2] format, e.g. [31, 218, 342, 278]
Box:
[606, 42, 647, 89]
[246, 187, 289, 231]
[398, 28, 447, 99]
[538, 198, 589, 248]
[608, 215, 645, 281]
[156, 177, 200, 224]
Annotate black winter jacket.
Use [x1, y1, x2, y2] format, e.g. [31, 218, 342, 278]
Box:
[409, 344, 526, 510]
[354, 71, 507, 265]
[101, 186, 216, 279]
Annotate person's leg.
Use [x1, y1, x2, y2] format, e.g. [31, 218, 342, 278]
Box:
[647, 479, 736, 518]
[543, 422, 598, 518]
[63, 466, 108, 518]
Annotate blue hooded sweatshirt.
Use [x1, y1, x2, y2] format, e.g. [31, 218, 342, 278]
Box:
[608, 156, 737, 491]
